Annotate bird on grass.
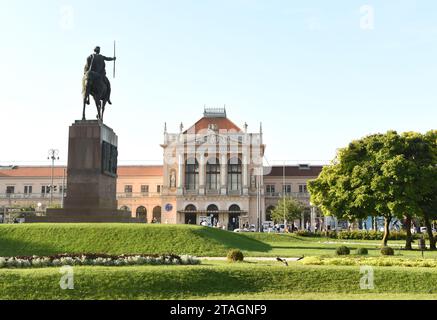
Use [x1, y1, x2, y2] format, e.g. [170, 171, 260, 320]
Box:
[276, 257, 288, 266]
[296, 255, 305, 261]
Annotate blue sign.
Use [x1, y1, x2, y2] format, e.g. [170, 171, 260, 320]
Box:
[165, 204, 173, 212]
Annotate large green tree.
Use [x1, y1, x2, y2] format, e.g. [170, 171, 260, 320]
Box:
[271, 197, 306, 225]
[308, 130, 437, 248]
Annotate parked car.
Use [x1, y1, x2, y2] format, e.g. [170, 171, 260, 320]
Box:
[263, 221, 274, 233]
[274, 224, 286, 233]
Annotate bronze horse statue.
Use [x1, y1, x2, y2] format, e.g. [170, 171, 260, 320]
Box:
[82, 71, 109, 121]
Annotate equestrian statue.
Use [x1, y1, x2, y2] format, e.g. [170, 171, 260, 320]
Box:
[82, 45, 116, 121]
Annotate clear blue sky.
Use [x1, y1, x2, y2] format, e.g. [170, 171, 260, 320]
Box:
[0, 0, 436, 166]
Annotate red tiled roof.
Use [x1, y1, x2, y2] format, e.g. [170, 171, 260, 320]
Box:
[265, 166, 324, 177]
[0, 166, 163, 178]
[118, 166, 163, 176]
[184, 117, 242, 134]
[0, 167, 67, 178]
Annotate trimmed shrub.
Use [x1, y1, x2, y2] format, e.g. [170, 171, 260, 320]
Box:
[295, 230, 437, 241]
[227, 249, 244, 262]
[381, 246, 395, 256]
[356, 248, 368, 255]
[335, 246, 350, 256]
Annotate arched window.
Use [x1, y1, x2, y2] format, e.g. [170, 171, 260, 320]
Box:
[228, 158, 242, 191]
[185, 204, 197, 212]
[136, 206, 147, 223]
[229, 204, 241, 212]
[207, 204, 219, 212]
[185, 158, 199, 190]
[185, 204, 197, 225]
[206, 158, 220, 190]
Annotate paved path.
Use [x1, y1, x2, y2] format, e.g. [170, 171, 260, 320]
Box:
[200, 257, 302, 261]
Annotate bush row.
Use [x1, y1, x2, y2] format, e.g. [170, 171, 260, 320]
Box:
[335, 246, 394, 256]
[0, 253, 200, 269]
[295, 230, 433, 241]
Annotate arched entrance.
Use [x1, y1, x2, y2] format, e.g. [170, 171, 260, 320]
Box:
[152, 206, 162, 223]
[207, 204, 219, 227]
[136, 206, 147, 223]
[185, 204, 197, 225]
[120, 206, 131, 215]
[228, 204, 241, 231]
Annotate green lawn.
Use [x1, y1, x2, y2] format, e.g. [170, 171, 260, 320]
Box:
[0, 224, 436, 259]
[1, 224, 437, 300]
[0, 224, 270, 257]
[1, 262, 437, 300]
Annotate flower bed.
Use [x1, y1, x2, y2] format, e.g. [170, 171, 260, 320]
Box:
[0, 253, 200, 269]
[300, 256, 437, 268]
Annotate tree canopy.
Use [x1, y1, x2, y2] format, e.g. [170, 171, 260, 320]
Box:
[270, 197, 306, 224]
[308, 130, 437, 247]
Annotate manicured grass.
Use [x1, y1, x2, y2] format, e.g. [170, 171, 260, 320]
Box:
[1, 263, 437, 300]
[1, 224, 436, 259]
[243, 233, 437, 259]
[0, 224, 271, 257]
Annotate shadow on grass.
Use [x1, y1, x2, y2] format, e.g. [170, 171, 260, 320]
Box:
[0, 237, 59, 257]
[192, 228, 272, 253]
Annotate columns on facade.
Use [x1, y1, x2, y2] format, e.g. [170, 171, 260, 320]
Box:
[177, 153, 184, 195]
[242, 153, 249, 196]
[220, 153, 227, 195]
[199, 154, 206, 195]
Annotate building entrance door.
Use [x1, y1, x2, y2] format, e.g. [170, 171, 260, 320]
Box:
[228, 213, 240, 231]
[185, 212, 197, 225]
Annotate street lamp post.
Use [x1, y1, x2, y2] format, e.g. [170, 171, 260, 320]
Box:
[47, 149, 59, 206]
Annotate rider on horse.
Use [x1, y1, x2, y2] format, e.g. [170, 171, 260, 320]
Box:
[84, 46, 116, 105]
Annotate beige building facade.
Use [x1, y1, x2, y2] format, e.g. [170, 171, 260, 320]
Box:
[0, 109, 323, 229]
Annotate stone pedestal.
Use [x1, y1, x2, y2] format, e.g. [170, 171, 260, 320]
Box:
[28, 120, 135, 223]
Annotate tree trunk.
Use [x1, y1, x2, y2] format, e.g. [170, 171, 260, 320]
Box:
[382, 216, 392, 247]
[424, 215, 436, 250]
[405, 215, 413, 250]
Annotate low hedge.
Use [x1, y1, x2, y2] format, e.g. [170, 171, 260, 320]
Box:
[295, 230, 434, 241]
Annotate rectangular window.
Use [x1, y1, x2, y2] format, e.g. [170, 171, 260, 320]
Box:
[41, 186, 52, 195]
[141, 185, 149, 194]
[6, 186, 15, 194]
[283, 184, 292, 194]
[157, 185, 163, 193]
[124, 185, 133, 193]
[266, 185, 275, 194]
[299, 184, 308, 193]
[24, 186, 33, 194]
